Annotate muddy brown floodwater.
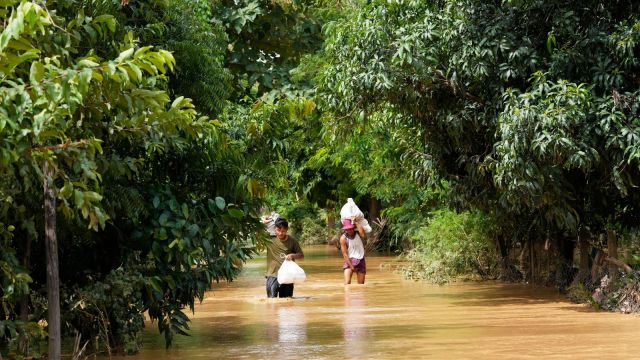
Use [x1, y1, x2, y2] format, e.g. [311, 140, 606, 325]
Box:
[110, 245, 640, 359]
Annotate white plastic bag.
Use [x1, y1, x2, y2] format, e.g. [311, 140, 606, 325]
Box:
[277, 259, 306, 284]
[340, 198, 372, 233]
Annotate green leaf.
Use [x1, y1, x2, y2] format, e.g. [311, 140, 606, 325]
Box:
[134, 46, 153, 59]
[116, 47, 134, 63]
[215, 196, 225, 210]
[149, 277, 163, 294]
[169, 198, 178, 211]
[92, 14, 116, 32]
[74, 190, 85, 207]
[228, 208, 244, 218]
[59, 182, 73, 198]
[77, 58, 99, 68]
[181, 203, 189, 219]
[128, 63, 142, 82]
[546, 32, 556, 54]
[78, 67, 93, 94]
[29, 61, 44, 84]
[83, 191, 102, 202]
[171, 96, 185, 109]
[159, 211, 170, 226]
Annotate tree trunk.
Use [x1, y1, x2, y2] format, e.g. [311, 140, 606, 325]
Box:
[578, 235, 589, 275]
[529, 237, 535, 284]
[554, 235, 576, 290]
[18, 235, 32, 356]
[591, 250, 605, 282]
[326, 210, 335, 242]
[44, 162, 61, 360]
[494, 234, 508, 272]
[607, 229, 618, 285]
[560, 236, 575, 264]
[518, 238, 529, 282]
[368, 197, 381, 222]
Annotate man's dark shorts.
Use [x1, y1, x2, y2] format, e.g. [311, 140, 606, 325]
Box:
[266, 276, 294, 298]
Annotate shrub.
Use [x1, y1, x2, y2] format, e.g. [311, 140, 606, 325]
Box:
[402, 209, 499, 284]
[297, 217, 328, 245]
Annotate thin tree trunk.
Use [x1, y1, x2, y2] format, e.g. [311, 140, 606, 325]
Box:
[607, 229, 618, 285]
[495, 235, 510, 275]
[579, 235, 589, 275]
[368, 198, 381, 222]
[591, 250, 605, 282]
[18, 235, 32, 356]
[44, 162, 61, 360]
[518, 239, 528, 280]
[529, 237, 535, 284]
[326, 210, 335, 242]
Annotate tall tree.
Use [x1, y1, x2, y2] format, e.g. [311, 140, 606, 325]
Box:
[320, 0, 640, 281]
[1, 0, 260, 355]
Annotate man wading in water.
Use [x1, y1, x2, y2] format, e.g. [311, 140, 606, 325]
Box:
[265, 218, 304, 298]
[339, 218, 366, 284]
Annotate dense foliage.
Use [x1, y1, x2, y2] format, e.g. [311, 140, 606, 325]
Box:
[319, 0, 640, 284]
[2, 0, 640, 358]
[0, 0, 260, 356]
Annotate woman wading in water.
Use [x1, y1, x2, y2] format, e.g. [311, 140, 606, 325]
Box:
[339, 218, 366, 284]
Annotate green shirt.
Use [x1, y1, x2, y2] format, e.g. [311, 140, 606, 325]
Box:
[265, 235, 303, 277]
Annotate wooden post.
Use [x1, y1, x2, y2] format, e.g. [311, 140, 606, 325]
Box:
[44, 162, 61, 360]
[607, 229, 618, 285]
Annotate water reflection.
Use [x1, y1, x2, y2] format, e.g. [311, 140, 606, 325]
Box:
[278, 305, 307, 344]
[342, 286, 367, 357]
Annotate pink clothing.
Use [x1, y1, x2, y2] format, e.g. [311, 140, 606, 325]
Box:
[343, 257, 366, 273]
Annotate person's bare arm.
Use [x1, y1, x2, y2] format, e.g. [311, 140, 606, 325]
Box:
[340, 236, 354, 270]
[285, 252, 304, 260]
[286, 242, 304, 261]
[355, 222, 365, 238]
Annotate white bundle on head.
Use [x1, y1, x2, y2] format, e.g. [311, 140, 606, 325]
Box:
[340, 198, 371, 233]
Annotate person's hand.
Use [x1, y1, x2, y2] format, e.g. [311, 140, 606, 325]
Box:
[286, 254, 295, 261]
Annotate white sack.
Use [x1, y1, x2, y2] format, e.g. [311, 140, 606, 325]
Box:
[340, 198, 372, 233]
[340, 198, 364, 220]
[360, 219, 372, 233]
